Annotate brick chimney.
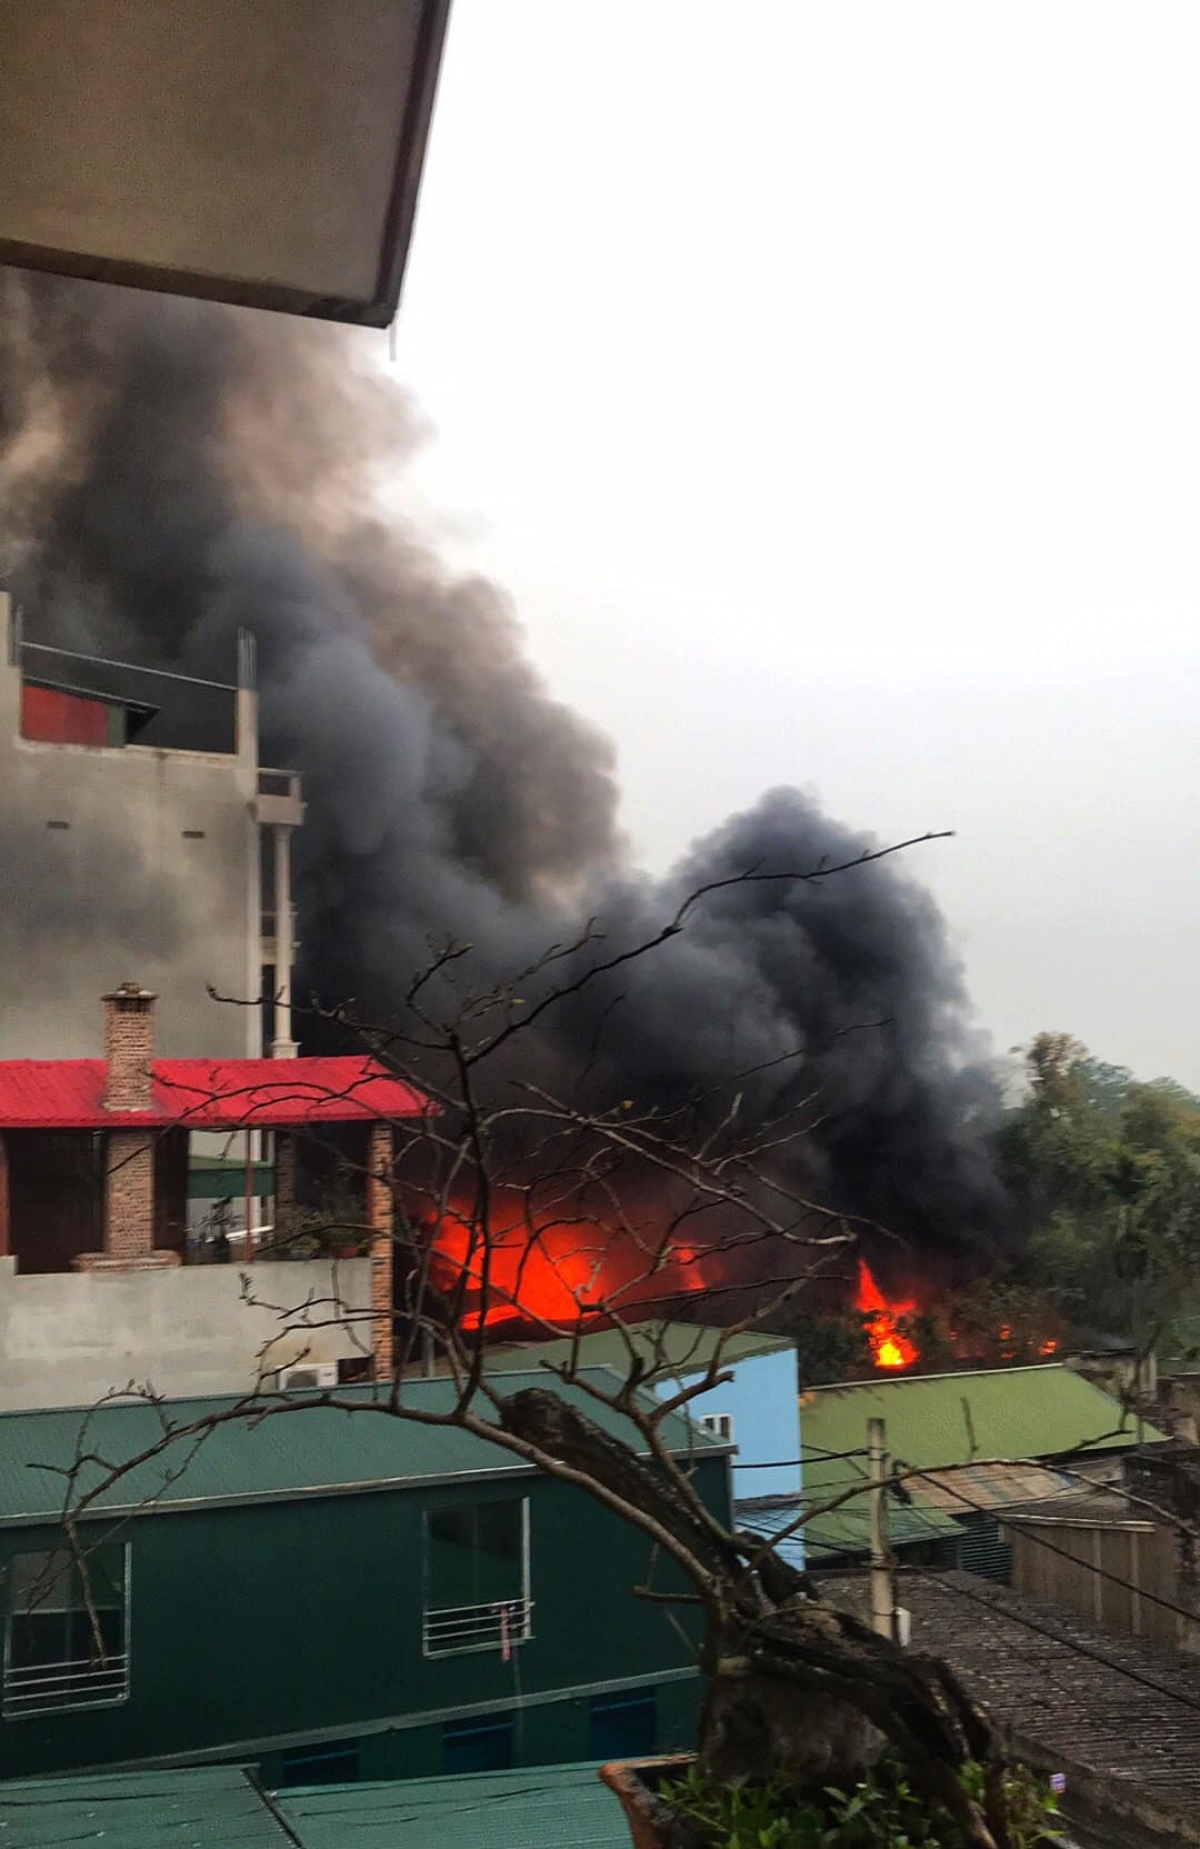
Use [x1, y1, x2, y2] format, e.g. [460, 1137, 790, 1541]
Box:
[94, 982, 161, 1268]
[103, 981, 156, 1110]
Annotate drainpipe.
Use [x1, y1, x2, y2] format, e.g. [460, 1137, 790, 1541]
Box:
[271, 822, 297, 1059]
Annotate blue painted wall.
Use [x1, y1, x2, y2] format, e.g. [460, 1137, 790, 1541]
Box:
[657, 1349, 803, 1506]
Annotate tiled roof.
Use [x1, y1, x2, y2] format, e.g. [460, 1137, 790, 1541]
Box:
[0, 1372, 723, 1525]
[0, 1055, 429, 1129]
[822, 1571, 1200, 1834]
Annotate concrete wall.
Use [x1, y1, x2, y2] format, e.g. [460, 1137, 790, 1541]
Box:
[0, 596, 261, 1059]
[0, 1255, 372, 1409]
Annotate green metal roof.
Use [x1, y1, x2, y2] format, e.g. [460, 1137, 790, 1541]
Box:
[800, 1363, 1163, 1475]
[0, 1765, 292, 1846]
[278, 1761, 627, 1849]
[0, 1762, 627, 1849]
[485, 1322, 795, 1382]
[0, 1372, 723, 1527]
[739, 1477, 961, 1566]
[793, 1364, 1164, 1565]
[790, 1482, 962, 1564]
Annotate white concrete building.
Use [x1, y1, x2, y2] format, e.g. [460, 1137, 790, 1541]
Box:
[0, 590, 303, 1062]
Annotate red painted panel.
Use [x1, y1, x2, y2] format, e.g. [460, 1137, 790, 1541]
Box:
[20, 683, 112, 745]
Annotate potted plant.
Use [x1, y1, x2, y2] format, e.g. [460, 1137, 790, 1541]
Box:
[600, 1752, 1062, 1849]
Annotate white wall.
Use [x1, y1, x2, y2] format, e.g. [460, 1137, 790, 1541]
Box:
[0, 1256, 372, 1410]
[0, 596, 261, 1060]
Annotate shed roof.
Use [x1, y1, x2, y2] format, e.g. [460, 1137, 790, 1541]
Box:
[0, 1764, 292, 1847]
[800, 1364, 1163, 1473]
[0, 1761, 627, 1849]
[0, 1055, 429, 1130]
[0, 1372, 724, 1526]
[739, 1471, 961, 1560]
[481, 1321, 795, 1382]
[278, 1761, 627, 1849]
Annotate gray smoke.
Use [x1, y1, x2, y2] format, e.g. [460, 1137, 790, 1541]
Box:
[0, 269, 1004, 1255]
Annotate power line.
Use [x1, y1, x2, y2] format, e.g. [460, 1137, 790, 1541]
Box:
[731, 1446, 867, 1469]
[896, 1464, 1200, 1633]
[733, 1442, 1200, 1632]
[903, 1564, 1200, 1721]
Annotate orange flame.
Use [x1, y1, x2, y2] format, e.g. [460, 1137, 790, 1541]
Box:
[429, 1193, 708, 1335]
[855, 1257, 918, 1370]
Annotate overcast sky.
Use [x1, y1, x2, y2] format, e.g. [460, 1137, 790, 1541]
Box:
[391, 1, 1199, 1090]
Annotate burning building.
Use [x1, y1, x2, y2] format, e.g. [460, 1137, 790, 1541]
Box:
[0, 271, 1008, 1301]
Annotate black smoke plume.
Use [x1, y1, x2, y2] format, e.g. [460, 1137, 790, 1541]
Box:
[0, 269, 1004, 1261]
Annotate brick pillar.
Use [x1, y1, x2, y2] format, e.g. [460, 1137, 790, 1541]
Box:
[274, 1131, 297, 1230]
[93, 982, 166, 1270]
[366, 1121, 394, 1380]
[103, 1132, 156, 1264]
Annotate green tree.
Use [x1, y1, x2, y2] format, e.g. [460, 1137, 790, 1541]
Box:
[1003, 1037, 1200, 1352]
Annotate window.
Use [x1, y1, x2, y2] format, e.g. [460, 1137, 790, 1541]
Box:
[423, 1499, 531, 1656]
[589, 1690, 657, 1760]
[699, 1412, 734, 1443]
[442, 1714, 514, 1775]
[280, 1743, 360, 1786]
[4, 1546, 129, 1718]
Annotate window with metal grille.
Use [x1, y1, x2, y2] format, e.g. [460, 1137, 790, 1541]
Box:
[423, 1500, 531, 1656]
[4, 1546, 129, 1718]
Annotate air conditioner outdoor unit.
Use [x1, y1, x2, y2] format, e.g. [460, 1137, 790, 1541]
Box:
[278, 1362, 339, 1391]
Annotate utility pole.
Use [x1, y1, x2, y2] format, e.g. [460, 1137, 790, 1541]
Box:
[867, 1416, 895, 1640]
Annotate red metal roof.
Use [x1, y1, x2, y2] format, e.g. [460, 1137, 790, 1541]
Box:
[0, 1057, 430, 1131]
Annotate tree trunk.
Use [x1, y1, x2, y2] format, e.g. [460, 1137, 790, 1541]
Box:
[500, 1388, 1006, 1848]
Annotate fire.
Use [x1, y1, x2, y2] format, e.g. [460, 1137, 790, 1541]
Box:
[428, 1192, 708, 1336]
[855, 1257, 918, 1370]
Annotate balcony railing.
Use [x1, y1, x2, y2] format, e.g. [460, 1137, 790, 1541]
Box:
[422, 1597, 532, 1657]
[3, 1652, 130, 1717]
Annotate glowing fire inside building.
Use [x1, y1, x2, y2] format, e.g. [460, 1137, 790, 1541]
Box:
[854, 1256, 918, 1370]
[428, 1195, 707, 1334]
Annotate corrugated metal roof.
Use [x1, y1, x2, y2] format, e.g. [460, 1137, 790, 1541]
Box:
[793, 1366, 1161, 1565]
[735, 1496, 808, 1571]
[0, 1055, 429, 1130]
[0, 1762, 628, 1849]
[0, 1765, 291, 1846]
[914, 1462, 1080, 1513]
[278, 1762, 627, 1849]
[800, 1364, 1163, 1472]
[0, 1372, 723, 1525]
[752, 1477, 963, 1565]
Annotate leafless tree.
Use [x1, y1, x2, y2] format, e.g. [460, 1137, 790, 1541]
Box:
[47, 841, 1030, 1848]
